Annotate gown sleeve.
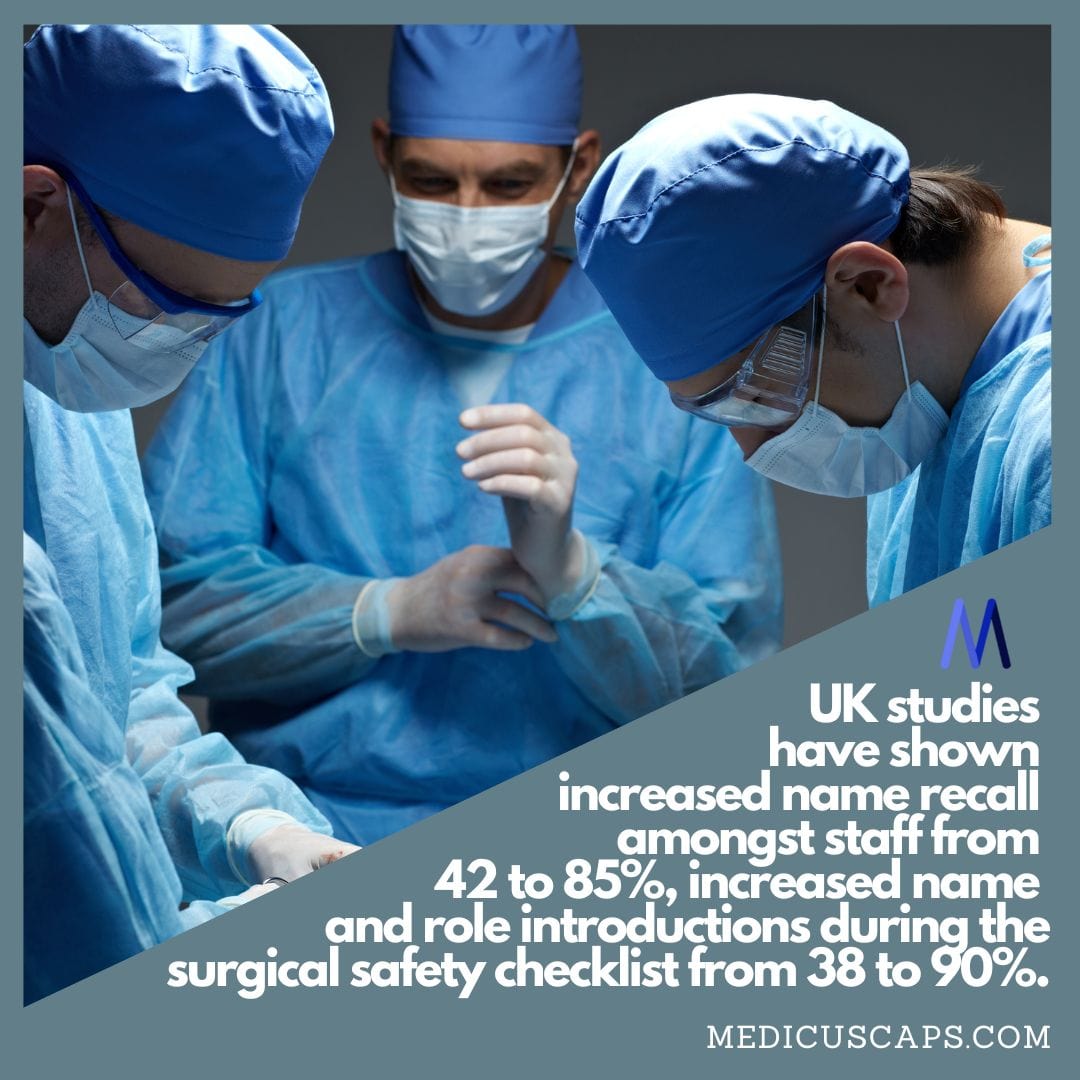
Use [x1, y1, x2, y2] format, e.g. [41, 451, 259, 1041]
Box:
[23, 534, 228, 1002]
[143, 303, 377, 708]
[548, 423, 783, 724]
[126, 466, 334, 898]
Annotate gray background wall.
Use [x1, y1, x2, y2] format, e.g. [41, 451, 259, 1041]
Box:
[126, 24, 1050, 648]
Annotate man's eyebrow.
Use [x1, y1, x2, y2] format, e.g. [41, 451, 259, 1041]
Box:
[480, 160, 546, 179]
[399, 156, 454, 173]
[399, 156, 547, 179]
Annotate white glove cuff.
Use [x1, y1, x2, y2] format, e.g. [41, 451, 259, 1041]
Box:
[226, 808, 299, 886]
[217, 890, 266, 910]
[546, 532, 602, 622]
[351, 578, 403, 658]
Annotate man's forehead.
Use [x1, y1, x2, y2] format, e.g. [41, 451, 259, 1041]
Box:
[393, 135, 560, 173]
[107, 214, 277, 305]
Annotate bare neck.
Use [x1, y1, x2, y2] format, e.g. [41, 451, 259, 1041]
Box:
[905, 216, 1050, 412]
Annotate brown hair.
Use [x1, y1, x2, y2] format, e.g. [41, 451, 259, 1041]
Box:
[887, 166, 1006, 266]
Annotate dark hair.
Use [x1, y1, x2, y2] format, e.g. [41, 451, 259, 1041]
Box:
[887, 166, 1006, 266]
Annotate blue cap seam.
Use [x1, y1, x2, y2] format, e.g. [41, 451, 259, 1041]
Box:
[127, 24, 323, 100]
[576, 140, 908, 229]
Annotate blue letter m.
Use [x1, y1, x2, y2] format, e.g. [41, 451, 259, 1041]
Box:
[940, 598, 1012, 669]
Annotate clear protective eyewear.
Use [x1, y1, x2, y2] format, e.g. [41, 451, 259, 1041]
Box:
[669, 288, 825, 430]
[59, 166, 262, 352]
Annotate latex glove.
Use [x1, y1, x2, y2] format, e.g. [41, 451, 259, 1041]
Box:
[458, 404, 585, 604]
[386, 545, 558, 652]
[245, 823, 360, 885]
[217, 881, 284, 908]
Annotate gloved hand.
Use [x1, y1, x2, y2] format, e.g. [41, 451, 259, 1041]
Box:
[245, 823, 360, 885]
[217, 881, 283, 908]
[458, 404, 585, 604]
[386, 545, 558, 652]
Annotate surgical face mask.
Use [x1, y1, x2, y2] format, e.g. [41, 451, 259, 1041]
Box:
[23, 190, 207, 412]
[391, 142, 577, 317]
[745, 289, 949, 498]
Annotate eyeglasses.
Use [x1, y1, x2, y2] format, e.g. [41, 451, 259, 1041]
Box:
[669, 288, 825, 430]
[59, 166, 262, 351]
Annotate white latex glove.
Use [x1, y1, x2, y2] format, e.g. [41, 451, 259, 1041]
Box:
[217, 881, 283, 908]
[457, 404, 585, 604]
[386, 545, 558, 653]
[245, 823, 360, 885]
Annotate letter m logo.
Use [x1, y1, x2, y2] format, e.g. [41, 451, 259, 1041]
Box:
[940, 598, 1012, 669]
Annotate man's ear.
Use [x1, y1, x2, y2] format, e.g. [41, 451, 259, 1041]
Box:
[565, 129, 601, 199]
[25, 164, 67, 251]
[370, 118, 392, 176]
[825, 242, 909, 323]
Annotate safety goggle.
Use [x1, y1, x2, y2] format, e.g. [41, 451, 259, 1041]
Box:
[669, 288, 824, 430]
[58, 166, 262, 350]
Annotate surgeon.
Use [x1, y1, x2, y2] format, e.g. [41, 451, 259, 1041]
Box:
[24, 535, 281, 1004]
[23, 23, 358, 991]
[143, 25, 782, 845]
[575, 94, 1050, 604]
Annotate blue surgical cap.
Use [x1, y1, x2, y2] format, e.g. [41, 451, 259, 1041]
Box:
[389, 25, 581, 145]
[24, 24, 334, 261]
[575, 94, 910, 381]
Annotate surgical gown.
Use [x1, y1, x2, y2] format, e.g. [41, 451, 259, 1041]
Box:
[867, 250, 1051, 604]
[23, 534, 227, 1004]
[143, 252, 783, 843]
[23, 381, 331, 901]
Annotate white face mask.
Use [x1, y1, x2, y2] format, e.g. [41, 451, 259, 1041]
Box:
[23, 305, 206, 414]
[391, 142, 577, 317]
[745, 291, 949, 498]
[22, 190, 207, 412]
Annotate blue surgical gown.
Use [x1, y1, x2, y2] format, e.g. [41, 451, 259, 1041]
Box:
[867, 257, 1051, 604]
[23, 534, 227, 1004]
[23, 381, 331, 901]
[143, 252, 782, 843]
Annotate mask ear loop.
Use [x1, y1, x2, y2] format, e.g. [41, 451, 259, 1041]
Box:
[813, 289, 912, 406]
[895, 318, 911, 392]
[545, 136, 581, 209]
[811, 284, 828, 407]
[65, 185, 99, 310]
